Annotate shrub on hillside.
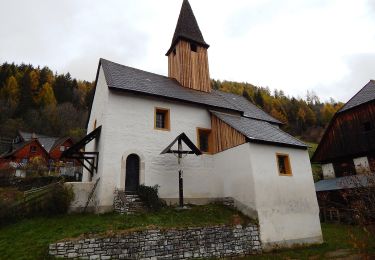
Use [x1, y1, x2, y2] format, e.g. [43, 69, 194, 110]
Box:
[43, 182, 74, 215]
[0, 182, 74, 226]
[25, 156, 48, 177]
[138, 185, 166, 211]
[12, 176, 63, 191]
[0, 168, 15, 187]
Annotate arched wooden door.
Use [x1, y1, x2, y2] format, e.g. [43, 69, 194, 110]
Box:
[125, 154, 140, 192]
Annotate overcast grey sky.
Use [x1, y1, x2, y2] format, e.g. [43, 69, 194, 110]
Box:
[1, 0, 374, 102]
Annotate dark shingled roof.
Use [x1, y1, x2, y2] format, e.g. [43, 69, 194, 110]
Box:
[18, 131, 70, 153]
[0, 141, 34, 158]
[100, 58, 281, 125]
[339, 80, 375, 113]
[211, 111, 307, 149]
[19, 131, 58, 152]
[101, 58, 238, 112]
[166, 0, 209, 55]
[216, 91, 281, 124]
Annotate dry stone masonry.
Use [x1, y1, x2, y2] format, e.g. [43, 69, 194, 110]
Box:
[49, 224, 261, 259]
[113, 189, 145, 214]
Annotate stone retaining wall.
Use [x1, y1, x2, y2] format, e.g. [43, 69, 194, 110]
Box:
[49, 224, 261, 259]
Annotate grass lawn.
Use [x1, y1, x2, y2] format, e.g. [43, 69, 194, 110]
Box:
[244, 223, 375, 259]
[0, 205, 374, 259]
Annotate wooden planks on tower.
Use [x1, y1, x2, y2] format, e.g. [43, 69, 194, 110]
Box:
[168, 40, 211, 92]
[211, 114, 246, 153]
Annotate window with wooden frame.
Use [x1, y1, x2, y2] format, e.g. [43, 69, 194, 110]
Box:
[30, 145, 37, 153]
[276, 153, 292, 176]
[154, 107, 170, 131]
[197, 128, 212, 154]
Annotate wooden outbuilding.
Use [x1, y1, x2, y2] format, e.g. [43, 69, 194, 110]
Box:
[312, 80, 375, 177]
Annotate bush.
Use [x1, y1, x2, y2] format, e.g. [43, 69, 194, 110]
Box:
[11, 176, 63, 191]
[138, 185, 166, 211]
[0, 168, 16, 187]
[43, 183, 74, 215]
[0, 182, 74, 226]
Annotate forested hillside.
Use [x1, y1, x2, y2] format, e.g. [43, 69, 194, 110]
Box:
[0, 62, 343, 144]
[212, 80, 343, 142]
[0, 63, 94, 141]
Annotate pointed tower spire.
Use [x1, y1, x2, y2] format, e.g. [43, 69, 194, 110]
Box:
[166, 0, 209, 55]
[167, 0, 211, 92]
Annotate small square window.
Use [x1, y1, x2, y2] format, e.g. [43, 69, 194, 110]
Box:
[30, 146, 37, 153]
[276, 153, 292, 176]
[190, 43, 197, 52]
[60, 146, 65, 152]
[197, 128, 212, 153]
[154, 108, 170, 131]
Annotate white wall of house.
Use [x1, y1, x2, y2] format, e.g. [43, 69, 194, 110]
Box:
[95, 90, 224, 210]
[322, 163, 335, 179]
[353, 156, 371, 174]
[84, 66, 111, 210]
[213, 143, 258, 218]
[247, 143, 322, 249]
[65, 182, 94, 212]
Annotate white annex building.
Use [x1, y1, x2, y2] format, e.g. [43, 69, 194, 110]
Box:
[67, 0, 322, 249]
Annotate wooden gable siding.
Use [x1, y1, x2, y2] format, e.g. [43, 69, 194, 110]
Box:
[11, 140, 49, 162]
[49, 139, 74, 160]
[211, 114, 246, 153]
[168, 40, 211, 92]
[313, 102, 375, 163]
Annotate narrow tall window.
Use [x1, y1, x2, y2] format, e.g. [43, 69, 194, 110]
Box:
[276, 153, 292, 176]
[154, 107, 170, 131]
[190, 43, 197, 52]
[197, 128, 212, 153]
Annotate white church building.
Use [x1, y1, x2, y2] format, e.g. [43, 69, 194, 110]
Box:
[66, 0, 322, 249]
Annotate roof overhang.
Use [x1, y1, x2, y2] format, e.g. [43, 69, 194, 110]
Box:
[62, 126, 102, 177]
[165, 36, 210, 56]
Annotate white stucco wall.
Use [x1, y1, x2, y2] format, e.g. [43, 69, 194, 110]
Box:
[82, 66, 110, 210]
[322, 163, 335, 179]
[248, 143, 322, 249]
[353, 156, 370, 174]
[96, 90, 223, 209]
[65, 182, 94, 212]
[213, 143, 257, 218]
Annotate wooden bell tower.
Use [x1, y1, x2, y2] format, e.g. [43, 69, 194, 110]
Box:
[166, 0, 211, 92]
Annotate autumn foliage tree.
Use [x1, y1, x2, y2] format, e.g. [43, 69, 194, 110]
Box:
[212, 79, 343, 142]
[0, 62, 93, 144]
